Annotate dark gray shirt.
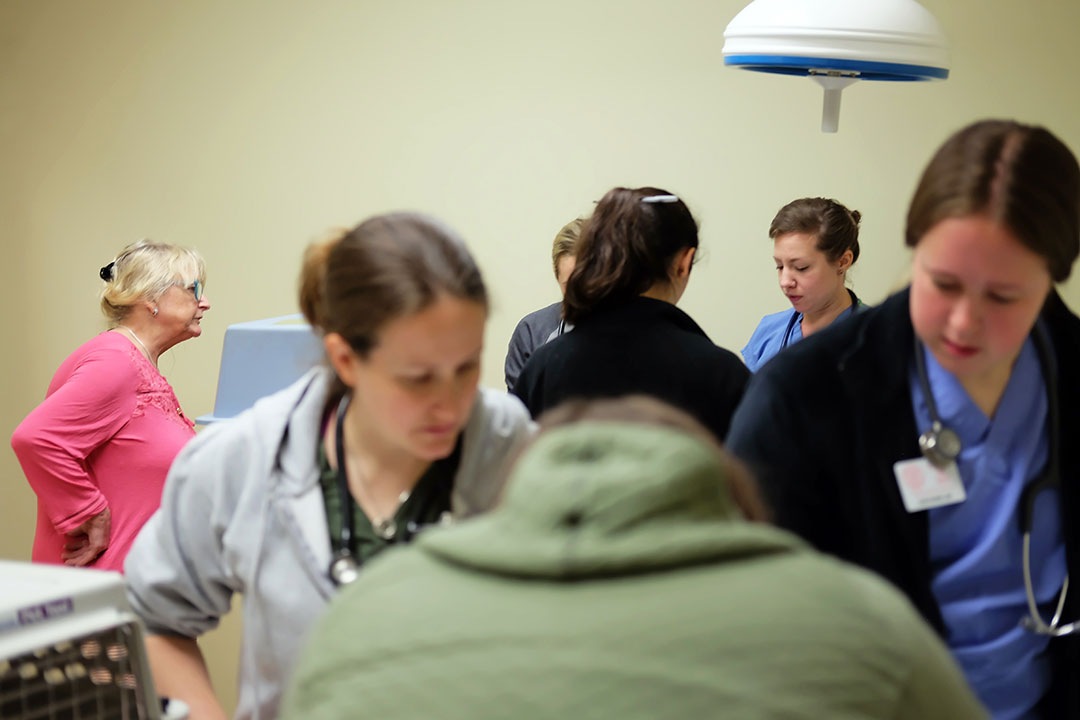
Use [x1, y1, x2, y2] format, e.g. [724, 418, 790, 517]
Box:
[504, 301, 563, 391]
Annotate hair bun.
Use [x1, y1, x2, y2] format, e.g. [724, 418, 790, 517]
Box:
[298, 228, 350, 332]
[850, 209, 862, 225]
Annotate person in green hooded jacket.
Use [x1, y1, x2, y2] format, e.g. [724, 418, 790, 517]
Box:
[281, 396, 985, 720]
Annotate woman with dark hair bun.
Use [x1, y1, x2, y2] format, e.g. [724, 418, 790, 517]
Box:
[512, 186, 749, 441]
[123, 213, 534, 720]
[728, 119, 1080, 718]
[742, 197, 864, 372]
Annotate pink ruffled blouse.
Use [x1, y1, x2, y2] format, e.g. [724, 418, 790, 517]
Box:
[11, 331, 196, 572]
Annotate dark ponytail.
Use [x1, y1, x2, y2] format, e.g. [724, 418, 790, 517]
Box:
[563, 187, 698, 324]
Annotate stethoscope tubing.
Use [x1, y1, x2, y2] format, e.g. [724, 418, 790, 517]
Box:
[780, 290, 860, 352]
[334, 394, 356, 556]
[327, 392, 455, 586]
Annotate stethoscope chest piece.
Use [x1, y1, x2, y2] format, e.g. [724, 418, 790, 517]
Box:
[329, 550, 360, 587]
[918, 420, 962, 469]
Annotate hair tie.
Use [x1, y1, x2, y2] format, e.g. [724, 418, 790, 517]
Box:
[99, 262, 115, 281]
[641, 195, 679, 204]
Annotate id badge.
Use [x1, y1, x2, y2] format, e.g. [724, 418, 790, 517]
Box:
[892, 457, 966, 513]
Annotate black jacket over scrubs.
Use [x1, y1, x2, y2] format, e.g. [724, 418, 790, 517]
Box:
[726, 287, 1080, 718]
[512, 296, 750, 442]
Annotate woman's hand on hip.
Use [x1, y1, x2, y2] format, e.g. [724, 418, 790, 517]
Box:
[62, 506, 111, 566]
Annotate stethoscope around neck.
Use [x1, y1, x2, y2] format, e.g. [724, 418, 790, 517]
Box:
[780, 289, 860, 351]
[913, 323, 1075, 636]
[325, 394, 452, 587]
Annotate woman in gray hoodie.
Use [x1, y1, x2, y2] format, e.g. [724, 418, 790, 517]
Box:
[124, 213, 534, 720]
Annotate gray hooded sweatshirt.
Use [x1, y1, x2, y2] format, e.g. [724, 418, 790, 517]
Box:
[124, 367, 534, 720]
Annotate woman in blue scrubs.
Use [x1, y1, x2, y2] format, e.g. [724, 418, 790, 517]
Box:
[727, 120, 1080, 719]
[742, 197, 864, 371]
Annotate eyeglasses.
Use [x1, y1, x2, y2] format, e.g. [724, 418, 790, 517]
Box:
[175, 280, 204, 301]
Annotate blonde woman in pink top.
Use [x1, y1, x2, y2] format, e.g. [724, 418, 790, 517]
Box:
[11, 240, 210, 571]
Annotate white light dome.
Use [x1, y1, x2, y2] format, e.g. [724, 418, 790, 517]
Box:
[723, 0, 949, 132]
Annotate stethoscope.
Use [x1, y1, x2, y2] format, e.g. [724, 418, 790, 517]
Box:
[780, 289, 860, 351]
[913, 322, 1075, 637]
[326, 394, 455, 587]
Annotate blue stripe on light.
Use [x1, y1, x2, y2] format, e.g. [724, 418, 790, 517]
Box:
[724, 54, 949, 81]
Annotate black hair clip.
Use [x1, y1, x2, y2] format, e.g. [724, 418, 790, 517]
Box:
[99, 262, 115, 281]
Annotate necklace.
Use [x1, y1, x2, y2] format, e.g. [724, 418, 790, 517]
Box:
[334, 395, 413, 541]
[117, 326, 156, 367]
[345, 451, 413, 539]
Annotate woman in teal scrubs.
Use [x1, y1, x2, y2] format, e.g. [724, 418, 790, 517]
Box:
[742, 197, 864, 372]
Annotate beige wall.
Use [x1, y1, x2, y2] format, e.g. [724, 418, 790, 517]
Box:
[4, 0, 1080, 713]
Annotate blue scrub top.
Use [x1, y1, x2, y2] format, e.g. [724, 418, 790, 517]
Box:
[742, 309, 800, 372]
[742, 292, 865, 372]
[910, 335, 1066, 719]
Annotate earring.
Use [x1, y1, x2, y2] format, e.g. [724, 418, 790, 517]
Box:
[152, 307, 159, 316]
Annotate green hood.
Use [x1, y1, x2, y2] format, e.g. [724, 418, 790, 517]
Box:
[419, 422, 802, 579]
